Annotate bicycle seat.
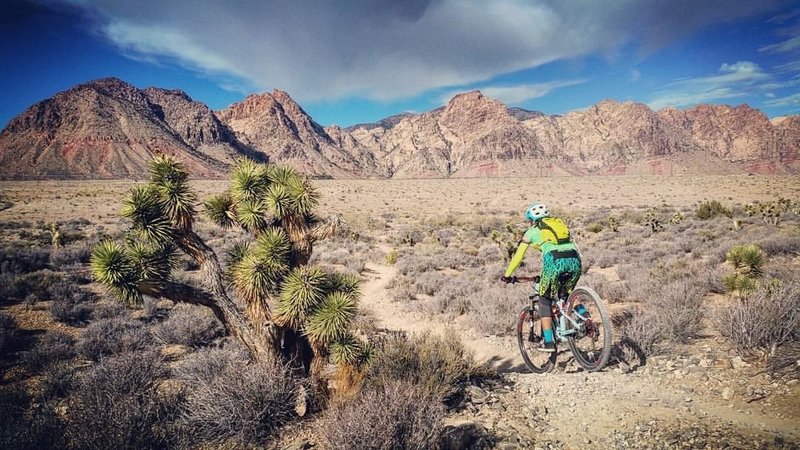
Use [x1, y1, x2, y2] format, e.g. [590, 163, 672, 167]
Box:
[558, 272, 573, 284]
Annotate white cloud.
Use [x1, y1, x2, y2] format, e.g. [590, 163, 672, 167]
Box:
[440, 79, 587, 105]
[63, 0, 792, 102]
[764, 92, 800, 107]
[648, 61, 775, 109]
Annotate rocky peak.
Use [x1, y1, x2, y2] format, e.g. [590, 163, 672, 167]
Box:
[440, 90, 516, 132]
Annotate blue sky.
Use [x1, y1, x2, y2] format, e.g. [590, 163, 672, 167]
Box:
[1, 0, 799, 129]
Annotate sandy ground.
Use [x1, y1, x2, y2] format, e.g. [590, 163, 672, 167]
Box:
[2, 174, 799, 226]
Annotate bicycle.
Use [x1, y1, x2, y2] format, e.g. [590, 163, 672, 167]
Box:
[510, 275, 612, 373]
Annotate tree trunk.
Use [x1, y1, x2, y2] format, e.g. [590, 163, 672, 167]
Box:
[153, 230, 278, 359]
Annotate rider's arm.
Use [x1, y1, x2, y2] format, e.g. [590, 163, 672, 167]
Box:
[503, 239, 530, 277]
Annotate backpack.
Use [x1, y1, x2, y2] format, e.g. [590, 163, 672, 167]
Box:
[537, 217, 571, 245]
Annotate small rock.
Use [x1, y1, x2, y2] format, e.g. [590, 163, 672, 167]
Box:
[466, 385, 489, 404]
[731, 356, 750, 369]
[722, 387, 734, 401]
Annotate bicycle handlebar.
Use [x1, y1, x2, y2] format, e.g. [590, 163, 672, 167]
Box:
[503, 275, 541, 284]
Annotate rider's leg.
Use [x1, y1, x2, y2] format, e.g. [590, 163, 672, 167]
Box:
[538, 295, 555, 348]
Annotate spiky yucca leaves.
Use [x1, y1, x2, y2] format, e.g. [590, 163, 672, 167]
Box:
[149, 155, 196, 231]
[91, 240, 141, 305]
[226, 241, 251, 268]
[204, 193, 236, 229]
[231, 252, 290, 305]
[231, 157, 269, 203]
[127, 240, 177, 280]
[274, 266, 328, 329]
[237, 199, 269, 232]
[122, 185, 174, 246]
[304, 291, 358, 346]
[325, 272, 360, 297]
[330, 333, 370, 367]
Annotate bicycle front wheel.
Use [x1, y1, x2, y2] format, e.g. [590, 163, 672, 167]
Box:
[517, 305, 556, 374]
[566, 286, 612, 372]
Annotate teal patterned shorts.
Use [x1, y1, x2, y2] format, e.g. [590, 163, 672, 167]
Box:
[538, 250, 582, 299]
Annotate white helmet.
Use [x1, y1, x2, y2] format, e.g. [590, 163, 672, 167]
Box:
[525, 203, 549, 221]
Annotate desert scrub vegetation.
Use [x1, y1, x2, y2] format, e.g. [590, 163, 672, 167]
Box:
[318, 331, 484, 449]
[150, 303, 223, 347]
[318, 380, 445, 450]
[364, 331, 482, 402]
[174, 344, 303, 447]
[65, 351, 177, 450]
[714, 277, 800, 354]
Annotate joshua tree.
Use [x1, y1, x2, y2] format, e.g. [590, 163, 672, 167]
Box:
[91, 156, 366, 377]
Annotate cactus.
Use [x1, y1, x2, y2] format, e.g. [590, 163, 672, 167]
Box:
[668, 212, 684, 225]
[48, 222, 61, 249]
[91, 156, 366, 381]
[607, 216, 620, 232]
[643, 208, 663, 232]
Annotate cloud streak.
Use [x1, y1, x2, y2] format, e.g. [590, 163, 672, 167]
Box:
[648, 61, 779, 109]
[60, 0, 791, 102]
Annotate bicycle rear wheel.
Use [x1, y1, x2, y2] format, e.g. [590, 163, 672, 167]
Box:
[517, 305, 556, 374]
[566, 286, 612, 372]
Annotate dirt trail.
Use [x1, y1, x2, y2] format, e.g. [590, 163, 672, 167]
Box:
[360, 260, 800, 448]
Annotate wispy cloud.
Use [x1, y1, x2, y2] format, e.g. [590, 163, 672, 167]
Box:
[441, 79, 587, 105]
[764, 92, 800, 108]
[55, 0, 791, 102]
[648, 61, 775, 109]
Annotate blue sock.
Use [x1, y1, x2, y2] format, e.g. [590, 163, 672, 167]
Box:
[543, 329, 554, 343]
[575, 304, 587, 315]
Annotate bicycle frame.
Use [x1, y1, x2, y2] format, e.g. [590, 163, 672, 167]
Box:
[528, 289, 583, 343]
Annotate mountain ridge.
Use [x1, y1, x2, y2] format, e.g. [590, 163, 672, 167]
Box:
[1, 77, 798, 179]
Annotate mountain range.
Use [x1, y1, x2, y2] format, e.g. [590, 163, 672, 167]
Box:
[1, 77, 798, 179]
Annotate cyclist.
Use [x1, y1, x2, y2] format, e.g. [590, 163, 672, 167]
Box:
[501, 203, 583, 352]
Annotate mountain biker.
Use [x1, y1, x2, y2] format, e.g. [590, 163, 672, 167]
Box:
[501, 203, 583, 352]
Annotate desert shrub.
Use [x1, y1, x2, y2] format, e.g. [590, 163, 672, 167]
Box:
[465, 285, 522, 335]
[78, 317, 153, 361]
[319, 380, 445, 450]
[345, 256, 366, 274]
[395, 254, 437, 275]
[714, 279, 800, 352]
[434, 228, 457, 247]
[40, 360, 76, 399]
[365, 331, 479, 402]
[0, 269, 64, 304]
[0, 312, 16, 354]
[389, 276, 418, 302]
[66, 351, 174, 450]
[587, 222, 603, 233]
[23, 330, 76, 372]
[48, 281, 94, 324]
[757, 234, 800, 257]
[768, 342, 800, 378]
[175, 347, 300, 447]
[385, 249, 399, 265]
[0, 245, 51, 274]
[619, 278, 706, 355]
[49, 243, 92, 267]
[0, 386, 64, 450]
[695, 200, 732, 220]
[151, 303, 223, 347]
[432, 277, 482, 316]
[412, 271, 448, 297]
[91, 300, 128, 319]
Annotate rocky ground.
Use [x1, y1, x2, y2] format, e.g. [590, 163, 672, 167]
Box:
[359, 261, 800, 450]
